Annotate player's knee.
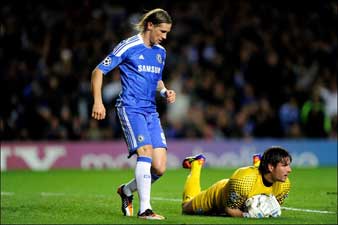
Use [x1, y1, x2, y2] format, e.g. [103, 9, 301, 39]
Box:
[136, 145, 153, 157]
[151, 160, 166, 176]
[151, 166, 166, 176]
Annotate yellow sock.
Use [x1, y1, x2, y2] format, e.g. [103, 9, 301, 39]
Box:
[182, 160, 203, 204]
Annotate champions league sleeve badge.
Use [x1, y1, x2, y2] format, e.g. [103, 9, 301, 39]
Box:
[102, 56, 112, 66]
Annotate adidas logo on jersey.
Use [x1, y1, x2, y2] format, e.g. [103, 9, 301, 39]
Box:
[138, 54, 144, 60]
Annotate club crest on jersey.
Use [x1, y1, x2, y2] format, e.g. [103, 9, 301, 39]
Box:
[137, 135, 144, 143]
[156, 54, 162, 64]
[102, 56, 112, 66]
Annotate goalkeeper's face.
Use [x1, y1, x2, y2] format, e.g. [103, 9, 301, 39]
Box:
[270, 157, 292, 182]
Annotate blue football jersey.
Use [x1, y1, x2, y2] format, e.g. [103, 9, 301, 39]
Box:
[97, 34, 166, 112]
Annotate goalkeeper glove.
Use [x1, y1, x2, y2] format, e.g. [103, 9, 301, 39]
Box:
[244, 194, 281, 218]
[267, 194, 282, 217]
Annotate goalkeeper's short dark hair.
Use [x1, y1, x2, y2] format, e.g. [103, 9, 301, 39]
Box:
[259, 146, 292, 175]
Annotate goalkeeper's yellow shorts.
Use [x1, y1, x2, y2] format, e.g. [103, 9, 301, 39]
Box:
[191, 179, 228, 214]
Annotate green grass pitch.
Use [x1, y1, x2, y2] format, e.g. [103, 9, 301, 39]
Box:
[1, 167, 337, 224]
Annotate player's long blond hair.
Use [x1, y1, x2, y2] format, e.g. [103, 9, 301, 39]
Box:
[135, 8, 172, 33]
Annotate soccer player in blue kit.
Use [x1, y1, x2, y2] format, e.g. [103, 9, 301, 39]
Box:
[91, 8, 175, 220]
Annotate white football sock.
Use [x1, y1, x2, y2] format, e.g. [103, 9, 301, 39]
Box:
[124, 172, 162, 196]
[135, 156, 152, 213]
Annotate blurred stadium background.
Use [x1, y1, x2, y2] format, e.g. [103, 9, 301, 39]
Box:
[1, 0, 337, 170]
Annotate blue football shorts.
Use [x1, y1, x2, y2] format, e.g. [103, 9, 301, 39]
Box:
[116, 107, 167, 157]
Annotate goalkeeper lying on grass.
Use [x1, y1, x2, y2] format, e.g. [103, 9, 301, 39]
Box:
[181, 146, 292, 218]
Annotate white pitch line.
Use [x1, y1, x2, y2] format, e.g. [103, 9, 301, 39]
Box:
[152, 197, 336, 214]
[40, 192, 107, 198]
[40, 192, 66, 197]
[1, 192, 14, 196]
[153, 197, 181, 202]
[281, 206, 336, 214]
[2, 192, 336, 214]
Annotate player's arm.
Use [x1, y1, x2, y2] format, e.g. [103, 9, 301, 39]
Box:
[91, 68, 106, 120]
[157, 80, 176, 103]
[224, 178, 250, 217]
[275, 179, 291, 205]
[225, 207, 246, 217]
[224, 169, 258, 217]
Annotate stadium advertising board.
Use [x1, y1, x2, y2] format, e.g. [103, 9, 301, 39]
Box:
[1, 139, 337, 171]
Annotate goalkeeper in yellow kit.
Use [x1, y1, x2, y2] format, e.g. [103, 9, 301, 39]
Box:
[181, 146, 292, 218]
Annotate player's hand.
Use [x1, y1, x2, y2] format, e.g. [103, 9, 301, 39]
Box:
[256, 194, 281, 218]
[257, 200, 273, 217]
[267, 195, 282, 217]
[244, 194, 281, 218]
[165, 89, 176, 104]
[244, 203, 270, 218]
[92, 103, 106, 120]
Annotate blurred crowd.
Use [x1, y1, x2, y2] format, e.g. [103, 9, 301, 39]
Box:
[1, 0, 337, 140]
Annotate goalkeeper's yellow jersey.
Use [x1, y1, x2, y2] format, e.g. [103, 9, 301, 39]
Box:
[191, 166, 290, 214]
